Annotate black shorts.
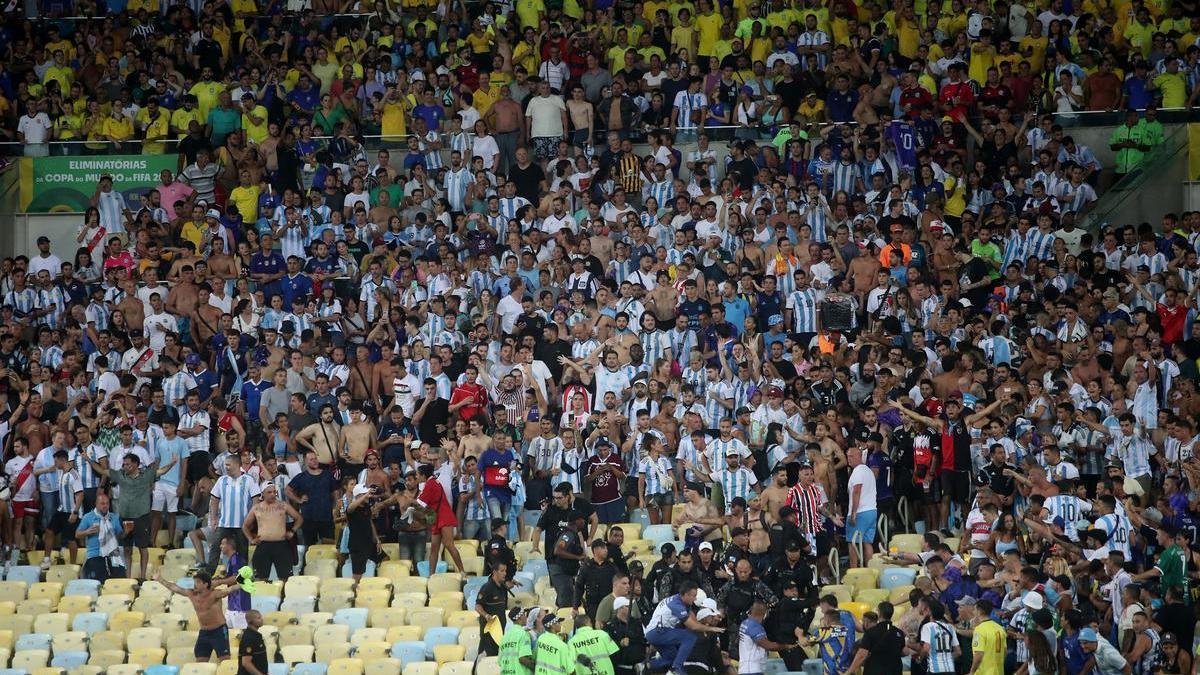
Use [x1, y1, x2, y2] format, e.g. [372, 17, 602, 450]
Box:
[122, 514, 151, 548]
[194, 625, 230, 658]
[302, 520, 335, 545]
[941, 470, 970, 503]
[49, 512, 78, 537]
[188, 452, 212, 484]
[921, 478, 943, 505]
[349, 543, 378, 575]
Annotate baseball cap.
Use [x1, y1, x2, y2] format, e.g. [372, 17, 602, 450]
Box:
[1079, 628, 1099, 643]
[186, 353, 202, 367]
[697, 542, 714, 552]
[36, 236, 49, 244]
[541, 615, 563, 629]
[613, 597, 631, 611]
[957, 596, 978, 606]
[206, 209, 221, 219]
[1022, 592, 1044, 610]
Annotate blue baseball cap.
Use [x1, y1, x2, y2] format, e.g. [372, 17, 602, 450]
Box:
[1079, 628, 1098, 643]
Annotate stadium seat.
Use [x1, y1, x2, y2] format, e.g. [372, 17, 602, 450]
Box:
[424, 627, 461, 659]
[427, 574, 461, 596]
[146, 665, 181, 675]
[369, 608, 406, 629]
[50, 650, 90, 670]
[15, 632, 52, 651]
[458, 627, 480, 661]
[764, 658, 787, 675]
[264, 612, 297, 628]
[51, 630, 88, 653]
[167, 647, 195, 665]
[351, 629, 387, 648]
[416, 561, 448, 577]
[434, 643, 465, 662]
[0, 614, 33, 635]
[281, 595, 316, 614]
[181, 664, 219, 675]
[17, 599, 52, 616]
[102, 579, 139, 596]
[279, 626, 313, 648]
[409, 608, 445, 634]
[90, 631, 126, 652]
[307, 560, 338, 579]
[128, 627, 164, 650]
[333, 609, 369, 635]
[11, 650, 50, 671]
[628, 509, 652, 530]
[378, 562, 411, 584]
[320, 579, 356, 596]
[353, 641, 391, 661]
[5, 566, 41, 587]
[446, 611, 476, 630]
[522, 559, 548, 578]
[313, 624, 350, 646]
[72, 612, 108, 634]
[316, 643, 351, 663]
[94, 595, 133, 615]
[328, 658, 363, 675]
[320, 592, 355, 613]
[110, 611, 146, 632]
[0, 582, 24, 604]
[386, 626, 424, 643]
[477, 656, 500, 675]
[889, 585, 916, 605]
[110, 666, 144, 675]
[270, 664, 290, 675]
[63, 580, 100, 598]
[840, 601, 870, 621]
[943, 537, 961, 551]
[439, 661, 472, 675]
[298, 613, 333, 632]
[889, 534, 924, 554]
[856, 589, 890, 608]
[355, 591, 391, 611]
[880, 568, 918, 590]
[428, 593, 464, 614]
[253, 596, 282, 614]
[281, 646, 315, 664]
[390, 641, 426, 668]
[28, 582, 63, 607]
[87, 649, 126, 668]
[129, 647, 167, 665]
[818, 585, 853, 604]
[404, 662, 438, 675]
[364, 659, 400, 675]
[149, 613, 190, 632]
[294, 665, 328, 675]
[392, 593, 427, 611]
[32, 613, 69, 634]
[610, 523, 643, 540]
[57, 595, 94, 616]
[841, 568, 879, 593]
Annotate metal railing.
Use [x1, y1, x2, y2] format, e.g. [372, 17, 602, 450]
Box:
[1079, 123, 1190, 231]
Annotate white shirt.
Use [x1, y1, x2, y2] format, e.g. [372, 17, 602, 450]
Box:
[526, 94, 567, 138]
[143, 311, 177, 351]
[28, 254, 63, 278]
[848, 463, 877, 514]
[17, 113, 52, 144]
[5, 455, 36, 501]
[496, 293, 524, 335]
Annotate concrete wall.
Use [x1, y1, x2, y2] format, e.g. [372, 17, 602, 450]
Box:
[2, 213, 85, 262]
[0, 165, 18, 259]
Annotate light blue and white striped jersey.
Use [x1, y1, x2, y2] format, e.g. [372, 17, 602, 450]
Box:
[1054, 181, 1097, 214]
[1002, 230, 1032, 270]
[640, 331, 670, 366]
[449, 131, 472, 156]
[711, 436, 749, 462]
[317, 300, 343, 332]
[571, 338, 600, 362]
[162, 371, 197, 409]
[713, 466, 757, 513]
[665, 246, 695, 267]
[639, 454, 675, 495]
[1094, 512, 1131, 557]
[609, 257, 635, 285]
[41, 345, 63, 369]
[499, 196, 530, 222]
[178, 409, 210, 455]
[212, 473, 262, 528]
[75, 441, 106, 487]
[681, 366, 708, 394]
[787, 288, 821, 333]
[85, 300, 110, 333]
[919, 621, 959, 674]
[1127, 252, 1168, 276]
[96, 189, 127, 235]
[675, 436, 704, 482]
[646, 179, 675, 209]
[705, 380, 734, 423]
[805, 202, 830, 242]
[57, 468, 83, 516]
[593, 366, 631, 411]
[37, 286, 66, 328]
[443, 167, 472, 212]
[979, 335, 1014, 366]
[830, 161, 861, 198]
[278, 223, 308, 260]
[432, 372, 453, 400]
[1026, 228, 1057, 260]
[731, 377, 756, 413]
[1107, 430, 1153, 478]
[1044, 494, 1091, 541]
[4, 287, 37, 316]
[667, 329, 696, 368]
[458, 474, 490, 521]
[674, 91, 707, 131]
[359, 276, 397, 322]
[422, 131, 444, 170]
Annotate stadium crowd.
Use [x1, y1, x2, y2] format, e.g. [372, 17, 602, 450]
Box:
[1, 0, 1200, 673]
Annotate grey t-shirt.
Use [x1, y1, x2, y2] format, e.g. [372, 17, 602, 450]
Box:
[111, 468, 156, 519]
[260, 386, 291, 423]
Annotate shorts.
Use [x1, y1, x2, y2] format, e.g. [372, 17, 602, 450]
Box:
[941, 470, 970, 503]
[594, 499, 625, 524]
[920, 478, 943, 505]
[530, 136, 559, 159]
[846, 510, 878, 544]
[153, 482, 180, 513]
[12, 500, 38, 519]
[224, 610, 247, 629]
[194, 625, 230, 658]
[301, 521, 334, 546]
[49, 512, 78, 537]
[122, 514, 151, 548]
[646, 493, 675, 508]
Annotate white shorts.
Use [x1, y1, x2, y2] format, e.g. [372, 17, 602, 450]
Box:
[153, 482, 180, 513]
[224, 610, 247, 629]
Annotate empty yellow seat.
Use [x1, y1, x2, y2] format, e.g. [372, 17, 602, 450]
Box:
[433, 644, 466, 665]
[409, 608, 445, 632]
[355, 641, 391, 660]
[109, 665, 143, 675]
[404, 663, 439, 675]
[166, 647, 195, 666]
[889, 534, 925, 554]
[167, 632, 199, 651]
[393, 593, 427, 611]
[52, 630, 89, 653]
[350, 629, 387, 646]
[28, 582, 64, 607]
[313, 624, 350, 645]
[477, 656, 500, 675]
[378, 561, 410, 584]
[264, 611, 296, 627]
[90, 631, 126, 652]
[57, 595, 94, 616]
[329, 658, 364, 675]
[440, 662, 473, 675]
[369, 608, 406, 628]
[102, 579, 139, 596]
[297, 612, 333, 631]
[447, 611, 477, 629]
[110, 611, 146, 632]
[0, 582, 27, 604]
[181, 663, 219, 675]
[279, 626, 313, 647]
[386, 625, 423, 643]
[317, 643, 352, 662]
[88, 649, 127, 668]
[427, 574, 463, 595]
[148, 613, 190, 632]
[365, 658, 402, 675]
[33, 612, 69, 633]
[12, 649, 50, 670]
[841, 568, 880, 593]
[127, 627, 164, 650]
[428, 592, 464, 613]
[840, 601, 870, 621]
[129, 647, 166, 665]
[356, 589, 391, 609]
[818, 585, 853, 604]
[281, 645, 315, 664]
[17, 599, 52, 615]
[0, 614, 32, 634]
[94, 594, 133, 615]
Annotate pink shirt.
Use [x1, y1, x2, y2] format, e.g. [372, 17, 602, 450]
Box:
[157, 181, 195, 221]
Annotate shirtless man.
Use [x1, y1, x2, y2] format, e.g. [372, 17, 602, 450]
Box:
[566, 86, 594, 148]
[192, 285, 224, 346]
[166, 265, 201, 317]
[243, 482, 303, 581]
[337, 403, 375, 477]
[489, 87, 524, 153]
[158, 571, 234, 662]
[759, 465, 791, 524]
[347, 344, 374, 402]
[848, 250, 882, 302]
[116, 277, 146, 331]
[15, 394, 50, 453]
[459, 415, 493, 457]
[369, 346, 397, 412]
[206, 240, 239, 287]
[294, 404, 341, 468]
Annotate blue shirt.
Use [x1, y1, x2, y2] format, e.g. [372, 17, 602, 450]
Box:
[723, 298, 751, 336]
[288, 86, 320, 113]
[240, 379, 271, 422]
[78, 509, 123, 559]
[155, 435, 190, 486]
[250, 251, 286, 296]
[289, 469, 338, 523]
[280, 273, 314, 308]
[826, 88, 858, 123]
[192, 368, 219, 402]
[479, 448, 516, 504]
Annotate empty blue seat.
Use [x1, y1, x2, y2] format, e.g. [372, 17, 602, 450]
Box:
[269, 664, 290, 675]
[51, 652, 90, 670]
[64, 579, 100, 598]
[292, 664, 327, 675]
[424, 627, 460, 658]
[333, 608, 368, 635]
[14, 633, 52, 652]
[72, 612, 109, 634]
[642, 524, 675, 547]
[145, 665, 180, 675]
[252, 596, 281, 614]
[5, 565, 40, 586]
[391, 642, 425, 668]
[764, 658, 787, 675]
[627, 509, 651, 530]
[880, 568, 918, 590]
[416, 561, 447, 577]
[340, 560, 377, 578]
[522, 559, 548, 578]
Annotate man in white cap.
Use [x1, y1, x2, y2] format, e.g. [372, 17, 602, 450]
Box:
[605, 597, 645, 675]
[1078, 627, 1128, 675]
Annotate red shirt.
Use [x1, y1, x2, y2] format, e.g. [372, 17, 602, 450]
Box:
[939, 81, 975, 122]
[418, 477, 458, 529]
[1158, 302, 1185, 345]
[585, 452, 627, 505]
[899, 86, 933, 119]
[449, 382, 488, 420]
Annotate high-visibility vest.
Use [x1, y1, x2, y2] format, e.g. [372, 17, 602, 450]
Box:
[535, 632, 576, 675]
[499, 626, 533, 675]
[568, 627, 618, 675]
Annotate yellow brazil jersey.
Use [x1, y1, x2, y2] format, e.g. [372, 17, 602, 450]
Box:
[229, 185, 261, 223]
[944, 174, 966, 217]
[242, 105, 270, 144]
[667, 1, 693, 22]
[936, 13, 967, 38]
[712, 38, 734, 64]
[212, 24, 232, 60]
[1019, 35, 1048, 72]
[313, 61, 339, 95]
[748, 36, 769, 62]
[638, 45, 667, 63]
[696, 11, 722, 56]
[142, 113, 170, 154]
[465, 31, 494, 54]
[473, 84, 502, 116]
[797, 7, 830, 33]
[607, 44, 630, 73]
[1123, 20, 1154, 56]
[729, 0, 751, 19]
[971, 620, 1006, 675]
[515, 0, 545, 29]
[381, 99, 409, 138]
[491, 71, 514, 88]
[101, 115, 134, 142]
[830, 15, 850, 46]
[188, 81, 225, 119]
[1153, 72, 1186, 108]
[897, 15, 921, 59]
[766, 7, 797, 30]
[642, 0, 666, 22]
[563, 0, 582, 19]
[181, 221, 205, 251]
[43, 65, 73, 95]
[230, 0, 256, 32]
[171, 107, 202, 137]
[512, 41, 541, 75]
[55, 111, 83, 140]
[968, 43, 995, 84]
[44, 38, 75, 61]
[334, 36, 368, 58]
[671, 24, 696, 56]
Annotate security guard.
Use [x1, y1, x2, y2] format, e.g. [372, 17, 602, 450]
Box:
[534, 615, 575, 675]
[568, 613, 619, 675]
[498, 606, 536, 675]
[477, 561, 512, 657]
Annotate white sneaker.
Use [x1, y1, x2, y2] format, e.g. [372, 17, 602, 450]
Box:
[40, 557, 52, 571]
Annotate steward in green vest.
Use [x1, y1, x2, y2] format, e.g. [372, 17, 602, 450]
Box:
[499, 607, 536, 675]
[535, 615, 576, 675]
[568, 614, 619, 675]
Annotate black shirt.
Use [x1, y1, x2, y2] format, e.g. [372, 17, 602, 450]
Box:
[237, 628, 269, 675]
[536, 498, 595, 561]
[415, 397, 450, 445]
[476, 578, 509, 622]
[508, 163, 546, 204]
[858, 620, 906, 675]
